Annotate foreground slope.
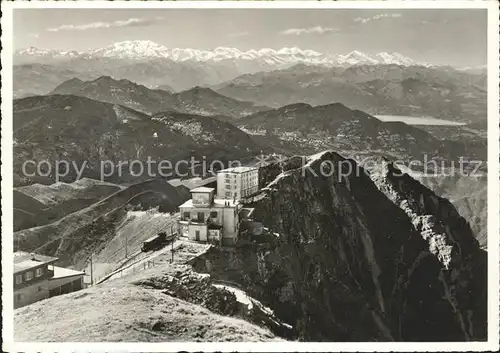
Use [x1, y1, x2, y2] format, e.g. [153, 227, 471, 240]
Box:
[14, 265, 281, 342]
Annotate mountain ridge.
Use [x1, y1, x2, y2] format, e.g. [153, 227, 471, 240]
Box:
[16, 40, 430, 67]
[236, 102, 485, 162]
[50, 76, 269, 117]
[191, 150, 486, 341]
[215, 63, 487, 124]
[13, 94, 263, 185]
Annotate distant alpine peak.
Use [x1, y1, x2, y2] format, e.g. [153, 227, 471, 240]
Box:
[338, 51, 379, 65]
[337, 50, 423, 66]
[89, 40, 170, 59]
[16, 46, 81, 58]
[375, 52, 419, 66]
[15, 40, 428, 67]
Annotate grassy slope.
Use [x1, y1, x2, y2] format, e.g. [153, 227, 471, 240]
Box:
[87, 210, 178, 282]
[14, 266, 281, 342]
[14, 178, 124, 231]
[17, 178, 124, 206]
[14, 179, 190, 267]
[13, 190, 48, 231]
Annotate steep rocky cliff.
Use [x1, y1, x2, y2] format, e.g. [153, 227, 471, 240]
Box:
[192, 151, 487, 341]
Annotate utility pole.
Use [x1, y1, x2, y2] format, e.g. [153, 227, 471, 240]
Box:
[125, 231, 128, 259]
[90, 253, 94, 285]
[170, 224, 174, 263]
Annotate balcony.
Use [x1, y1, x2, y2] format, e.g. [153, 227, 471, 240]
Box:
[190, 217, 206, 224]
[180, 217, 206, 225]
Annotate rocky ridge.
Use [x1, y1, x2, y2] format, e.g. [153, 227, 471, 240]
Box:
[193, 151, 487, 341]
[16, 41, 427, 67]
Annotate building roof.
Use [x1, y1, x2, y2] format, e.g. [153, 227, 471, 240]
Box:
[51, 266, 85, 280]
[190, 186, 215, 193]
[14, 251, 59, 274]
[218, 166, 258, 174]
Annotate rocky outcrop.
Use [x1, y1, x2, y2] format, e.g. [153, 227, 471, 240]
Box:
[133, 267, 293, 338]
[193, 151, 487, 341]
[134, 270, 240, 317]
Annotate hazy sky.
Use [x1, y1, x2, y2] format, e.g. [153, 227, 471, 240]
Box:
[14, 9, 487, 66]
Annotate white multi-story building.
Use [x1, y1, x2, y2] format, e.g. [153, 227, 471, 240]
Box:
[216, 166, 259, 200]
[178, 187, 242, 245]
[178, 167, 259, 246]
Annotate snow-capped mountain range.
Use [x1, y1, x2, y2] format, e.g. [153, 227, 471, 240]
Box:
[15, 40, 429, 67]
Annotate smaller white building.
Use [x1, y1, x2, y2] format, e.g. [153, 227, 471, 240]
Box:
[178, 187, 242, 245]
[216, 166, 259, 200]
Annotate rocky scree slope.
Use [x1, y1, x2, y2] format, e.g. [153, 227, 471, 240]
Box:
[193, 151, 487, 341]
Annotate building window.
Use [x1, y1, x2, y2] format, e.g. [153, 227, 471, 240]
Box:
[225, 185, 231, 190]
[35, 268, 43, 277]
[210, 211, 218, 218]
[183, 212, 190, 220]
[15, 275, 22, 284]
[225, 192, 231, 197]
[24, 271, 33, 281]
